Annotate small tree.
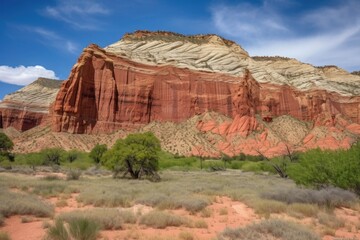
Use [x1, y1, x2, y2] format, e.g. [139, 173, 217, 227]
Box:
[0, 133, 14, 161]
[89, 144, 107, 165]
[102, 132, 161, 181]
[41, 148, 64, 166]
[66, 150, 78, 163]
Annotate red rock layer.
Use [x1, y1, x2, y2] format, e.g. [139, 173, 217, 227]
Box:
[0, 107, 48, 131]
[53, 44, 360, 136]
[52, 44, 260, 133]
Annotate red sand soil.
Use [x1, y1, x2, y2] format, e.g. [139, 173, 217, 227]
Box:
[1, 195, 359, 240]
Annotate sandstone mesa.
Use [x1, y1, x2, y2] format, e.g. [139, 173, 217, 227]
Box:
[1, 30, 359, 157]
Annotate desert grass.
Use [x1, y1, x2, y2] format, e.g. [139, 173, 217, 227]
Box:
[217, 219, 320, 240]
[200, 207, 213, 218]
[194, 219, 208, 228]
[0, 189, 54, 218]
[0, 232, 11, 240]
[45, 219, 99, 240]
[287, 203, 320, 218]
[57, 208, 136, 230]
[0, 214, 4, 226]
[178, 231, 194, 240]
[317, 212, 345, 229]
[139, 211, 191, 229]
[261, 187, 356, 209]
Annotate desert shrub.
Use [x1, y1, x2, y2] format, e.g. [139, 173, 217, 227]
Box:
[32, 182, 67, 197]
[287, 203, 319, 218]
[317, 212, 345, 229]
[179, 198, 209, 213]
[200, 208, 213, 218]
[66, 170, 81, 180]
[179, 231, 194, 240]
[0, 159, 11, 170]
[194, 219, 208, 228]
[40, 148, 66, 166]
[261, 187, 357, 208]
[78, 188, 132, 207]
[46, 219, 99, 240]
[46, 219, 69, 240]
[43, 175, 62, 181]
[240, 161, 274, 173]
[217, 219, 320, 240]
[68, 218, 100, 240]
[64, 150, 78, 163]
[57, 208, 136, 230]
[140, 211, 190, 229]
[0, 190, 54, 217]
[0, 232, 11, 240]
[137, 193, 209, 212]
[288, 143, 360, 194]
[246, 199, 287, 216]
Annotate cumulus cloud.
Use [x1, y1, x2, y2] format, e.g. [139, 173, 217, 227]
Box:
[211, 0, 360, 71]
[44, 0, 110, 30]
[0, 65, 58, 85]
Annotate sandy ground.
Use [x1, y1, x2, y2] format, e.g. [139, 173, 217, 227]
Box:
[1, 190, 360, 240]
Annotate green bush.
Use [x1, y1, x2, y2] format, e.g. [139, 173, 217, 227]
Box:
[288, 143, 360, 194]
[241, 161, 274, 173]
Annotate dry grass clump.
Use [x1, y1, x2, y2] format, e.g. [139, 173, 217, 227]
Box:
[31, 182, 67, 198]
[217, 219, 320, 240]
[66, 170, 82, 180]
[45, 219, 99, 240]
[287, 203, 320, 218]
[245, 199, 287, 216]
[0, 189, 54, 218]
[194, 219, 208, 229]
[57, 208, 136, 230]
[261, 187, 356, 208]
[178, 231, 194, 240]
[137, 193, 209, 213]
[200, 207, 213, 218]
[139, 211, 190, 229]
[77, 186, 133, 207]
[317, 212, 345, 229]
[0, 232, 11, 240]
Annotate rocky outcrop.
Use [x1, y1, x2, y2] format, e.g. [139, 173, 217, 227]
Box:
[52, 44, 259, 133]
[0, 78, 63, 131]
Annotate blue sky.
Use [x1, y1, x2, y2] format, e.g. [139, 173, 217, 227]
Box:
[0, 0, 359, 99]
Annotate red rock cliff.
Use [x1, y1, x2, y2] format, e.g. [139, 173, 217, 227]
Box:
[52, 44, 260, 133]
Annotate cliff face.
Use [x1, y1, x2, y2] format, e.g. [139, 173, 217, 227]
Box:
[2, 31, 360, 156]
[53, 44, 259, 133]
[0, 78, 63, 131]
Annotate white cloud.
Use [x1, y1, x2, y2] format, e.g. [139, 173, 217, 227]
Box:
[211, 0, 360, 71]
[0, 65, 58, 86]
[22, 26, 78, 54]
[44, 0, 110, 30]
[212, 2, 288, 40]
